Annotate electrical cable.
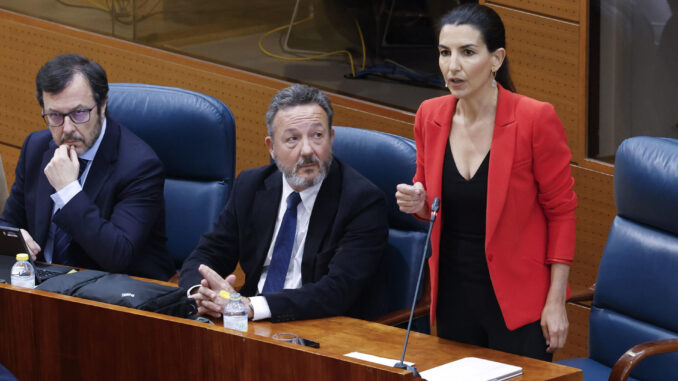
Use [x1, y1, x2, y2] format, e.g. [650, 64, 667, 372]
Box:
[384, 59, 418, 74]
[57, 0, 367, 75]
[55, 0, 162, 26]
[258, 15, 367, 77]
[352, 61, 445, 89]
[355, 18, 366, 71]
[56, 0, 107, 12]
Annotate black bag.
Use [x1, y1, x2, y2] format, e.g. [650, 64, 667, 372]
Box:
[36, 270, 197, 318]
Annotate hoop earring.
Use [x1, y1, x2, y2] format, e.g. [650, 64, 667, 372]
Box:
[491, 70, 497, 88]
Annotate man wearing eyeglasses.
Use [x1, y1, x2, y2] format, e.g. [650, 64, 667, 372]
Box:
[0, 53, 175, 280]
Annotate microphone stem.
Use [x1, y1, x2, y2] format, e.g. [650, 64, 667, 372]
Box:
[398, 212, 436, 365]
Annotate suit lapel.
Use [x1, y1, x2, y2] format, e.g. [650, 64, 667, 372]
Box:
[82, 119, 119, 201]
[428, 96, 456, 201]
[486, 86, 518, 247]
[301, 160, 341, 282]
[34, 143, 57, 246]
[248, 170, 283, 284]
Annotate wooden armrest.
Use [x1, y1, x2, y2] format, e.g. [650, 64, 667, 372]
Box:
[168, 272, 180, 284]
[374, 300, 429, 326]
[567, 283, 595, 304]
[609, 338, 678, 381]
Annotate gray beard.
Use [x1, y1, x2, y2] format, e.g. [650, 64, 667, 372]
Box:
[274, 153, 333, 189]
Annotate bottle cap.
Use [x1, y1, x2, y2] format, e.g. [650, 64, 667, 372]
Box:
[219, 290, 230, 300]
[16, 253, 29, 261]
[229, 292, 242, 301]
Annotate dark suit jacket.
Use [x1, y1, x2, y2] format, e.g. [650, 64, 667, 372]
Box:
[0, 118, 175, 280]
[413, 85, 577, 329]
[179, 159, 388, 322]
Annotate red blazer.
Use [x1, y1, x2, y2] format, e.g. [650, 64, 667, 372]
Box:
[413, 85, 577, 330]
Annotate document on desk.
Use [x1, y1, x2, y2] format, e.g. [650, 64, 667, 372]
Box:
[344, 352, 414, 368]
[420, 357, 522, 381]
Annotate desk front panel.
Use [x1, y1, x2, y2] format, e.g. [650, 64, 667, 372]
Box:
[0, 284, 581, 380]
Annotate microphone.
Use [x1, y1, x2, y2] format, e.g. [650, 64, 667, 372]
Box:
[394, 197, 440, 377]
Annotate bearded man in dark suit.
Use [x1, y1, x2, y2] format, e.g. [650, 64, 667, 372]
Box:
[179, 84, 388, 322]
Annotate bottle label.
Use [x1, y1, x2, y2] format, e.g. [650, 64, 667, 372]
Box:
[223, 315, 248, 332]
[11, 276, 35, 289]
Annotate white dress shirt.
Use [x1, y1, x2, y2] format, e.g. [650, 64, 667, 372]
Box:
[248, 174, 322, 320]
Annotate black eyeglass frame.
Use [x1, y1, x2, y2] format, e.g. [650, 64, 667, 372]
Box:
[41, 104, 98, 127]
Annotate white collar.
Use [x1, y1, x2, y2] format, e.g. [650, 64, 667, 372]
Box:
[280, 173, 323, 213]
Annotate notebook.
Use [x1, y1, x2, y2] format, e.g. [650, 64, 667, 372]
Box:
[0, 226, 73, 284]
[420, 357, 523, 381]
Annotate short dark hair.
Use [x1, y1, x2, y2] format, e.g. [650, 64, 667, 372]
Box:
[265, 84, 333, 136]
[438, 4, 516, 92]
[35, 53, 109, 109]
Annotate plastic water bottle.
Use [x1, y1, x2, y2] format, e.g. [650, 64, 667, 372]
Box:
[11, 253, 35, 288]
[221, 291, 248, 332]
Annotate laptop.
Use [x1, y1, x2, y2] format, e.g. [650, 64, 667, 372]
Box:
[0, 226, 73, 285]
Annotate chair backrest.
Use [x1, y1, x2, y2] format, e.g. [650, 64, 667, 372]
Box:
[107, 83, 236, 268]
[590, 137, 678, 381]
[332, 126, 428, 318]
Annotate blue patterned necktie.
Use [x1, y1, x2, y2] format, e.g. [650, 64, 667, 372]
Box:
[52, 158, 88, 265]
[263, 192, 302, 293]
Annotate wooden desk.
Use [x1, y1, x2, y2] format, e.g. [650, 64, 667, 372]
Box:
[0, 284, 581, 380]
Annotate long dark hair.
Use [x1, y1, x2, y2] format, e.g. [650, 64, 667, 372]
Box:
[438, 4, 516, 92]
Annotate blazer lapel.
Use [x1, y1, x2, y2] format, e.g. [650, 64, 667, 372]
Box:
[486, 86, 518, 247]
[82, 119, 119, 201]
[34, 143, 57, 247]
[300, 160, 341, 282]
[428, 96, 456, 201]
[248, 170, 283, 284]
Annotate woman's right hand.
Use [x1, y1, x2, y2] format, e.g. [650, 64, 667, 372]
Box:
[396, 182, 428, 216]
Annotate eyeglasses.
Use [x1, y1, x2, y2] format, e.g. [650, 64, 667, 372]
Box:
[41, 104, 97, 127]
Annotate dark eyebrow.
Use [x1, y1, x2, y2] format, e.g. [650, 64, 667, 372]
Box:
[45, 105, 89, 113]
[438, 43, 479, 50]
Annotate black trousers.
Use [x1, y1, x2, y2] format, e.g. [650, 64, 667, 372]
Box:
[436, 275, 553, 362]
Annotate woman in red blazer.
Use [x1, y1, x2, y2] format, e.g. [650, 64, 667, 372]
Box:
[396, 4, 576, 361]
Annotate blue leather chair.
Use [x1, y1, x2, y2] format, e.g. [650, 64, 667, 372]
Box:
[557, 137, 678, 381]
[0, 362, 18, 381]
[107, 84, 236, 269]
[332, 126, 430, 330]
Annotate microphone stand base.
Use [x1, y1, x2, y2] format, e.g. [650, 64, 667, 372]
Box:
[394, 362, 421, 378]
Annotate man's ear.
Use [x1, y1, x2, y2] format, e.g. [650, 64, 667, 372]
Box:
[99, 97, 108, 117]
[265, 136, 274, 158]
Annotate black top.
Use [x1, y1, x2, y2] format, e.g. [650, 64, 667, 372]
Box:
[439, 140, 491, 284]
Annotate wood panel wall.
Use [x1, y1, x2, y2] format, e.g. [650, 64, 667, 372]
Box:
[0, 9, 414, 188]
[0, 2, 620, 361]
[490, 5, 582, 160]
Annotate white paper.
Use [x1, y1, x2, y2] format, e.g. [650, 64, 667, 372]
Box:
[420, 357, 522, 381]
[344, 352, 414, 367]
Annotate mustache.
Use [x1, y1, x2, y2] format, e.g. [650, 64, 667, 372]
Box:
[294, 155, 320, 171]
[60, 133, 84, 144]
